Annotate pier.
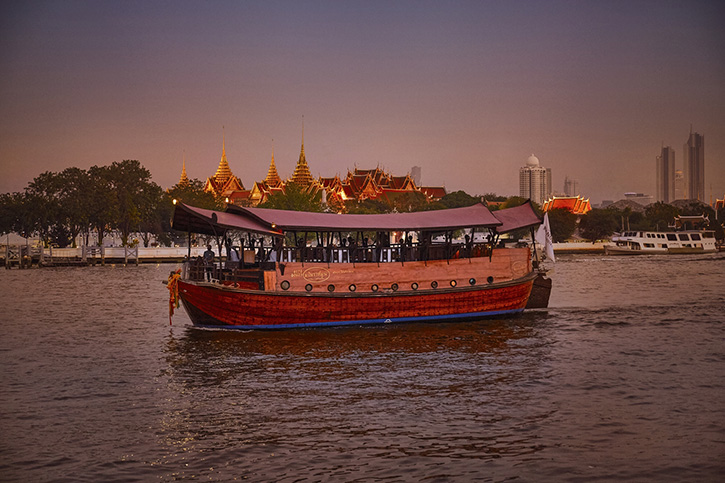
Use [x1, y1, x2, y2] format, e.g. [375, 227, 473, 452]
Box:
[2, 245, 207, 268]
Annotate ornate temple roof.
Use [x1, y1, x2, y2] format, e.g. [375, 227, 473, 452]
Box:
[205, 131, 245, 196]
[542, 195, 591, 214]
[178, 155, 189, 186]
[264, 146, 282, 188]
[288, 136, 316, 187]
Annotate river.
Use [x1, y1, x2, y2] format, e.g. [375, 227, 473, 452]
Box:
[1, 253, 723, 481]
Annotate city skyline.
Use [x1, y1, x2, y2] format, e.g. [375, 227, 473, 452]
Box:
[1, 1, 724, 204]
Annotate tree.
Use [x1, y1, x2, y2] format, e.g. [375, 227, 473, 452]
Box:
[579, 209, 619, 241]
[546, 208, 577, 242]
[0, 193, 13, 236]
[87, 165, 119, 247]
[437, 190, 479, 209]
[258, 183, 322, 212]
[345, 198, 390, 214]
[167, 179, 221, 211]
[643, 202, 679, 231]
[383, 190, 428, 213]
[106, 160, 162, 246]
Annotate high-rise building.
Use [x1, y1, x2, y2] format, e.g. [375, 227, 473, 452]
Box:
[563, 176, 579, 197]
[656, 145, 676, 203]
[519, 154, 551, 205]
[674, 169, 685, 201]
[684, 129, 705, 201]
[410, 166, 421, 186]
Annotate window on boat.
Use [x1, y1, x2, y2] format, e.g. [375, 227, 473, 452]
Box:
[678, 234, 690, 241]
[690, 234, 701, 241]
[666, 234, 677, 241]
[644, 243, 654, 248]
[646, 233, 652, 238]
[660, 244, 667, 248]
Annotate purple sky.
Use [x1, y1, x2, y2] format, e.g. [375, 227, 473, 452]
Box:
[1, 0, 724, 204]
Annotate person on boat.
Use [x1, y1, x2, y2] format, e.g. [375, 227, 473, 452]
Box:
[203, 245, 214, 281]
[269, 237, 283, 262]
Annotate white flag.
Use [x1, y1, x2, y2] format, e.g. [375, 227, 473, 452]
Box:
[535, 212, 556, 263]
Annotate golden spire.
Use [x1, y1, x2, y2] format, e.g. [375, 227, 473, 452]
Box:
[214, 126, 233, 183]
[265, 140, 282, 187]
[289, 118, 315, 187]
[179, 151, 189, 186]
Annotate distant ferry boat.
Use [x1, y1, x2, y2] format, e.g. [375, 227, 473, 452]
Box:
[605, 215, 717, 255]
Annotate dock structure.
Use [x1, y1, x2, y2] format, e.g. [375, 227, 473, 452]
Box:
[2, 246, 207, 269]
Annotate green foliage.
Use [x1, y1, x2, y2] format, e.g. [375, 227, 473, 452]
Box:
[384, 190, 429, 213]
[437, 190, 479, 209]
[546, 208, 578, 242]
[167, 179, 221, 210]
[258, 183, 323, 212]
[345, 199, 391, 214]
[643, 202, 680, 231]
[0, 160, 164, 247]
[579, 209, 619, 241]
[106, 160, 162, 246]
[481, 193, 507, 202]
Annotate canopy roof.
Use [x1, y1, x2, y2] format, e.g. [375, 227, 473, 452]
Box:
[228, 203, 503, 232]
[172, 203, 282, 236]
[172, 200, 542, 236]
[490, 201, 543, 233]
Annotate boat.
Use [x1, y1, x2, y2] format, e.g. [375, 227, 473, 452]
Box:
[604, 215, 717, 255]
[169, 201, 546, 329]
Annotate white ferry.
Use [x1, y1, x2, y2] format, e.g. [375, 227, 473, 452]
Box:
[605, 215, 717, 255]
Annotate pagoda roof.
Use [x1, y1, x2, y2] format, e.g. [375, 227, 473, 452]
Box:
[420, 186, 447, 200]
[543, 195, 591, 214]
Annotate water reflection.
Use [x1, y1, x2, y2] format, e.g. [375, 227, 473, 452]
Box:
[163, 316, 550, 384]
[156, 315, 556, 479]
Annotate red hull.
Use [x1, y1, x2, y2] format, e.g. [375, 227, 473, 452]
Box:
[178, 275, 535, 329]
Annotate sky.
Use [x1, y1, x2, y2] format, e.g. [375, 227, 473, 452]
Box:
[1, 0, 724, 204]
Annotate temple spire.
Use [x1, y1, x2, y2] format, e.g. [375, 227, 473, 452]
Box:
[214, 126, 232, 183]
[265, 140, 282, 187]
[289, 118, 315, 187]
[179, 151, 189, 186]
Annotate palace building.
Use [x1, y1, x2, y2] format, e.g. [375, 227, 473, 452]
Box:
[180, 127, 447, 210]
[203, 133, 244, 198]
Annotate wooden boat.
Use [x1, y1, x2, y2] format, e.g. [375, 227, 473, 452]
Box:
[171, 201, 545, 329]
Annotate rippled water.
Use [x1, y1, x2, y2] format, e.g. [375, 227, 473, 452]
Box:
[1, 254, 724, 481]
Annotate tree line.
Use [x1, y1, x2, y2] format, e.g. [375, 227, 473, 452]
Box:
[546, 201, 725, 243]
[2, 159, 722, 246]
[0, 160, 220, 248]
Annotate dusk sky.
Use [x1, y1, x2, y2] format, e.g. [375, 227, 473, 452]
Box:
[1, 0, 723, 204]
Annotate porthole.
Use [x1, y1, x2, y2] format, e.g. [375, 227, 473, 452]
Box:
[469, 278, 476, 286]
[305, 283, 313, 292]
[431, 281, 438, 289]
[371, 284, 379, 292]
[487, 276, 494, 284]
[281, 280, 290, 290]
[450, 280, 457, 287]
[349, 284, 357, 292]
[391, 283, 399, 292]
[327, 284, 335, 292]
[411, 282, 419, 291]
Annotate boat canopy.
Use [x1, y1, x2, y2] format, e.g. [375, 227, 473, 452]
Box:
[490, 201, 543, 233]
[172, 203, 283, 236]
[172, 200, 542, 235]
